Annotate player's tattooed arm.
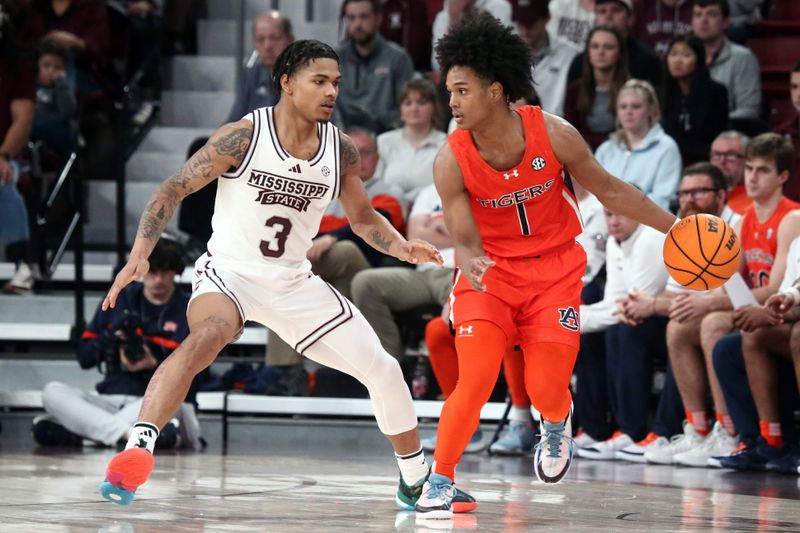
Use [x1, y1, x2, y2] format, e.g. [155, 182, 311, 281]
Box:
[339, 132, 361, 177]
[137, 120, 253, 244]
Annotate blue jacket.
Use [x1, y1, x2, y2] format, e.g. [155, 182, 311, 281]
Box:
[594, 123, 682, 210]
[78, 282, 190, 396]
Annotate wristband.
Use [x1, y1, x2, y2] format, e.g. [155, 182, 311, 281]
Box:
[783, 286, 800, 306]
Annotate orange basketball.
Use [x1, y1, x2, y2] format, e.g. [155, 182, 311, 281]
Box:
[663, 214, 741, 290]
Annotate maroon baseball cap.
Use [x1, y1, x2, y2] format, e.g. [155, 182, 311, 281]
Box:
[511, 0, 550, 26]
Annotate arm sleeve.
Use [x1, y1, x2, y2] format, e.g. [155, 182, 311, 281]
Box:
[729, 52, 762, 120]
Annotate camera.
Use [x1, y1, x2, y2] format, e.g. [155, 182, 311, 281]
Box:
[114, 310, 146, 363]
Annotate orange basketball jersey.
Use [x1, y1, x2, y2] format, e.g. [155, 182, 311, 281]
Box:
[741, 197, 800, 288]
[448, 105, 583, 259]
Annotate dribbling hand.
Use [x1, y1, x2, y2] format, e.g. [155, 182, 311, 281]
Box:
[103, 257, 150, 310]
[464, 256, 495, 292]
[398, 239, 444, 267]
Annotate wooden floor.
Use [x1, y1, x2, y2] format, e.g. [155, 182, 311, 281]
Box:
[1, 414, 799, 532]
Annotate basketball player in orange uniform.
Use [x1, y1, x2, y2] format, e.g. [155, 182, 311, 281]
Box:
[414, 13, 677, 518]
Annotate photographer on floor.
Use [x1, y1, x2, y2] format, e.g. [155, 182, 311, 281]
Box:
[32, 238, 203, 449]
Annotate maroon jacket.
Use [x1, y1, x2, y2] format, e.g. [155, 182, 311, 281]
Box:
[632, 0, 693, 58]
[0, 55, 36, 144]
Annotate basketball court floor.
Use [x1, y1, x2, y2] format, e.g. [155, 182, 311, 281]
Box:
[1, 413, 799, 532]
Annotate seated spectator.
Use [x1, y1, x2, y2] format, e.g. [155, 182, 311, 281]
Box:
[0, 20, 36, 295]
[31, 239, 204, 449]
[546, 0, 595, 49]
[431, 0, 512, 74]
[576, 207, 684, 461]
[337, 0, 414, 132]
[179, 10, 294, 259]
[661, 34, 729, 165]
[564, 25, 630, 151]
[512, 0, 580, 117]
[265, 128, 405, 389]
[380, 0, 432, 71]
[710, 130, 751, 214]
[773, 62, 800, 202]
[692, 0, 761, 125]
[698, 134, 800, 467]
[30, 39, 76, 158]
[631, 0, 692, 58]
[377, 78, 447, 204]
[351, 182, 452, 361]
[595, 79, 681, 210]
[566, 0, 662, 90]
[615, 163, 742, 466]
[25, 0, 112, 96]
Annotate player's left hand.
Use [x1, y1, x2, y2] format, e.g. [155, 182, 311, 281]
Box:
[733, 304, 780, 332]
[764, 293, 796, 321]
[397, 238, 444, 267]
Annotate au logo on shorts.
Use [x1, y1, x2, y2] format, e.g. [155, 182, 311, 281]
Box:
[558, 307, 579, 331]
[531, 156, 546, 171]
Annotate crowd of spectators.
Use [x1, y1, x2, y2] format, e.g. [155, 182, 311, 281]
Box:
[3, 0, 800, 474]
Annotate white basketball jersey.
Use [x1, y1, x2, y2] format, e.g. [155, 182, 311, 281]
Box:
[206, 107, 341, 266]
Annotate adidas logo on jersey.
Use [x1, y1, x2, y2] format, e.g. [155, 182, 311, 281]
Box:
[289, 163, 302, 173]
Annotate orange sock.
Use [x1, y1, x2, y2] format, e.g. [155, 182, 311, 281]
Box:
[759, 420, 783, 449]
[433, 320, 506, 480]
[503, 345, 530, 407]
[523, 342, 577, 423]
[426, 317, 458, 398]
[687, 410, 710, 436]
[716, 413, 737, 437]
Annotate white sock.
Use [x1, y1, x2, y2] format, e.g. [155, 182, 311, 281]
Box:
[510, 406, 533, 425]
[125, 422, 159, 453]
[396, 447, 429, 486]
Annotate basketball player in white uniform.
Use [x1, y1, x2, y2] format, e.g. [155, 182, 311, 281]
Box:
[97, 40, 476, 512]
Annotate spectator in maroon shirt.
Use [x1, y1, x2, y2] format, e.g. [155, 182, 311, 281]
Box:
[773, 63, 800, 201]
[380, 0, 432, 71]
[631, 0, 692, 59]
[26, 0, 111, 95]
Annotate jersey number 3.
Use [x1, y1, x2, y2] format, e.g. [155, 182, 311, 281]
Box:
[260, 216, 292, 258]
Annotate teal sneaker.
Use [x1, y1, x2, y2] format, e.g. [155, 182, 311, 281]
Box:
[396, 471, 477, 513]
[414, 473, 456, 519]
[489, 421, 536, 456]
[534, 410, 575, 483]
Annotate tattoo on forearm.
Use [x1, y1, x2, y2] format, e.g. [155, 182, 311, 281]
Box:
[340, 134, 361, 175]
[370, 230, 393, 252]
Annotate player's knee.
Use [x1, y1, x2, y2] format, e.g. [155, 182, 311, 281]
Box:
[182, 327, 227, 370]
[666, 319, 696, 348]
[41, 381, 69, 412]
[365, 351, 404, 390]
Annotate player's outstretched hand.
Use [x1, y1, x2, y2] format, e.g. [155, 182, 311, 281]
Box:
[764, 293, 796, 321]
[464, 256, 496, 292]
[103, 256, 150, 310]
[398, 238, 444, 267]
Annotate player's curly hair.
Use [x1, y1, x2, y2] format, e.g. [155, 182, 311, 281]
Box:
[273, 40, 339, 94]
[434, 10, 534, 102]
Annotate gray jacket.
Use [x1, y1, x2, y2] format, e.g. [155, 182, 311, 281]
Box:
[335, 35, 414, 133]
[709, 39, 762, 121]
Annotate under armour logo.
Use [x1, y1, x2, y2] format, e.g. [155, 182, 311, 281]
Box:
[503, 169, 519, 180]
[558, 307, 579, 331]
[457, 325, 474, 336]
[531, 157, 546, 171]
[288, 163, 302, 173]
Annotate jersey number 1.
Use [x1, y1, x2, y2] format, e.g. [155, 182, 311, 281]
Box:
[260, 216, 292, 258]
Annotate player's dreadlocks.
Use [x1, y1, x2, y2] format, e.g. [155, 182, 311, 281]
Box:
[435, 10, 535, 102]
[273, 39, 340, 94]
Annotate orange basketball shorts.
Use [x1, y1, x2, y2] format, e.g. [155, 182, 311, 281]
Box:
[450, 241, 586, 349]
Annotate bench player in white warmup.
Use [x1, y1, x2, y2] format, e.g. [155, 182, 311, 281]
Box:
[98, 40, 476, 512]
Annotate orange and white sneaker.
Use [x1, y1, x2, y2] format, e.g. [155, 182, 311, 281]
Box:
[616, 432, 669, 463]
[577, 431, 633, 460]
[99, 448, 155, 506]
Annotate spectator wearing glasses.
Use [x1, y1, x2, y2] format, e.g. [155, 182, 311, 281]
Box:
[595, 79, 681, 210]
[615, 163, 742, 466]
[710, 130, 750, 214]
[661, 34, 729, 165]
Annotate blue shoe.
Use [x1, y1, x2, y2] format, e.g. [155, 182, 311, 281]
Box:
[765, 444, 800, 474]
[99, 481, 136, 506]
[718, 440, 785, 471]
[464, 429, 485, 454]
[489, 421, 536, 456]
[534, 410, 575, 483]
[397, 470, 477, 513]
[415, 473, 456, 519]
